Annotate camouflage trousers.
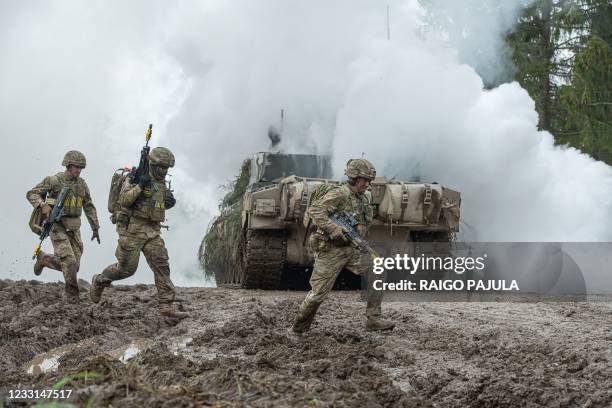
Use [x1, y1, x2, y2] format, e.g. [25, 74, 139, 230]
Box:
[97, 232, 175, 304]
[299, 244, 384, 317]
[38, 224, 83, 297]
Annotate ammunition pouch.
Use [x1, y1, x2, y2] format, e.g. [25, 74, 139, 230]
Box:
[131, 182, 166, 223]
[62, 195, 84, 217]
[111, 212, 130, 226]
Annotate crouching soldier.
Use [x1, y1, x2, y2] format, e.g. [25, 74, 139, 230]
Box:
[27, 150, 101, 303]
[290, 158, 395, 335]
[90, 147, 188, 319]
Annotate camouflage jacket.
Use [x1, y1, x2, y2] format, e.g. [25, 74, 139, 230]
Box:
[308, 183, 373, 238]
[26, 170, 100, 232]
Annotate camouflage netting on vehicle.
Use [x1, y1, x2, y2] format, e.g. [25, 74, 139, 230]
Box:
[199, 160, 251, 282]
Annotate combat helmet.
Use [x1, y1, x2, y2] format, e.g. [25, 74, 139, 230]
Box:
[345, 158, 376, 181]
[149, 147, 175, 168]
[62, 150, 87, 168]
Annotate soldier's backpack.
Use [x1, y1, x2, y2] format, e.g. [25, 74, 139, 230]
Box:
[108, 168, 130, 224]
[28, 201, 45, 235]
[302, 182, 340, 229]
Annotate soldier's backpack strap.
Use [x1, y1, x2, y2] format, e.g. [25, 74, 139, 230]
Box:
[302, 181, 338, 228]
[45, 174, 63, 200]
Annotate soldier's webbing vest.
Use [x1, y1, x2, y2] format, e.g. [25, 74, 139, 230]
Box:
[48, 172, 85, 218]
[309, 184, 372, 240]
[308, 184, 373, 251]
[131, 180, 166, 222]
[335, 185, 372, 228]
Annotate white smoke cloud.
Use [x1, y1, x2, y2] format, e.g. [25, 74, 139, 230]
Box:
[1, 0, 611, 286]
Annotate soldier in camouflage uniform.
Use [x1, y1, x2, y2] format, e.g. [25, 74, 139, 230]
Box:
[291, 159, 395, 335]
[89, 147, 188, 319]
[26, 150, 101, 303]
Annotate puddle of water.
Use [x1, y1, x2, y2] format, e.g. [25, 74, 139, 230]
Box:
[26, 334, 229, 376]
[168, 336, 193, 355]
[25, 340, 95, 376]
[27, 355, 60, 376]
[26, 337, 156, 375]
[108, 338, 156, 363]
[120, 344, 141, 363]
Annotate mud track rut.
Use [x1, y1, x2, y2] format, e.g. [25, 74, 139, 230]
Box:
[0, 280, 611, 407]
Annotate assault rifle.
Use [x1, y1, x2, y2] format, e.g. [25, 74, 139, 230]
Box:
[129, 124, 153, 186]
[329, 211, 380, 259]
[32, 186, 70, 259]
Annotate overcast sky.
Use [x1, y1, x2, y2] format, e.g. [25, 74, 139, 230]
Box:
[2, 0, 611, 286]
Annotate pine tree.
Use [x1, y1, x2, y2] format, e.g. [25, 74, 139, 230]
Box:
[556, 0, 612, 162]
[508, 0, 612, 163]
[506, 0, 567, 132]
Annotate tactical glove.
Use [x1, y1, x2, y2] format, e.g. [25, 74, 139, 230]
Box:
[357, 224, 368, 237]
[139, 172, 151, 188]
[91, 229, 100, 244]
[164, 192, 176, 209]
[329, 226, 349, 244]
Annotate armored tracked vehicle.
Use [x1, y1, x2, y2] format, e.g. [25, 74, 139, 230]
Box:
[199, 152, 461, 289]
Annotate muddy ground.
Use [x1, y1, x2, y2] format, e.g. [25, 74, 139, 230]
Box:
[0, 279, 610, 407]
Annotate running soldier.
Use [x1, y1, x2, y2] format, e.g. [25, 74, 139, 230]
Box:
[290, 158, 395, 335]
[89, 147, 188, 319]
[26, 150, 100, 303]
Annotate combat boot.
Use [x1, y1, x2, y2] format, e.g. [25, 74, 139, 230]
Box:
[89, 274, 105, 304]
[33, 252, 44, 276]
[291, 303, 320, 334]
[159, 304, 189, 319]
[366, 316, 396, 332]
[33, 252, 61, 276]
[365, 297, 394, 331]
